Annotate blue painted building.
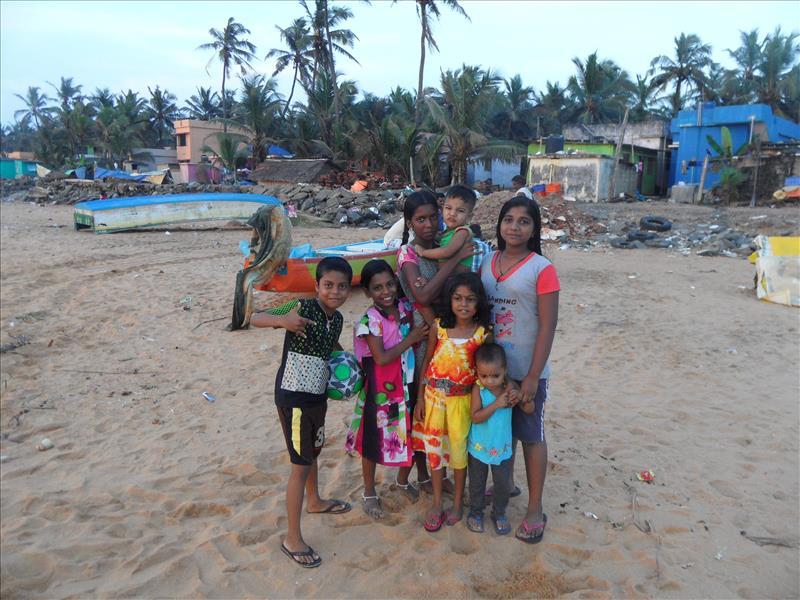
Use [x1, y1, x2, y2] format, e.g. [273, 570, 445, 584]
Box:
[669, 103, 800, 190]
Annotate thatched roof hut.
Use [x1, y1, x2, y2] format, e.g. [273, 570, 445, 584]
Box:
[251, 158, 341, 184]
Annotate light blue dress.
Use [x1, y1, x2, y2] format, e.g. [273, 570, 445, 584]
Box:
[468, 386, 513, 465]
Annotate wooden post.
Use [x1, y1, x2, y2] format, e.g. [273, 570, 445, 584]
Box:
[696, 154, 709, 204]
[750, 140, 761, 208]
[607, 108, 629, 201]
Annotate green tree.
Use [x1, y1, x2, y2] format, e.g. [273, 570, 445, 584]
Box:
[234, 74, 283, 161]
[532, 81, 568, 137]
[266, 18, 314, 117]
[198, 17, 256, 130]
[649, 33, 713, 116]
[184, 86, 221, 120]
[426, 65, 522, 184]
[201, 132, 249, 181]
[145, 86, 178, 147]
[48, 76, 83, 111]
[398, 0, 470, 125]
[567, 52, 633, 124]
[90, 87, 115, 111]
[755, 27, 800, 118]
[14, 86, 54, 129]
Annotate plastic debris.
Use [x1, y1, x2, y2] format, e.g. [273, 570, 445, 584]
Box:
[37, 438, 54, 451]
[637, 469, 655, 483]
[583, 511, 599, 520]
[202, 392, 216, 402]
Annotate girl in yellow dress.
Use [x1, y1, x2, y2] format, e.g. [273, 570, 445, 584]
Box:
[412, 272, 491, 531]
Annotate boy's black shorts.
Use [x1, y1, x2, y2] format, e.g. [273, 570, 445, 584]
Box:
[277, 404, 327, 465]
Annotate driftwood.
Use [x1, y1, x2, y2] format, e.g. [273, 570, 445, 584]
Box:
[740, 531, 799, 549]
[0, 335, 29, 353]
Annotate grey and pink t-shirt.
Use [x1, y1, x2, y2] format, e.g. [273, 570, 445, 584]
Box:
[480, 251, 560, 381]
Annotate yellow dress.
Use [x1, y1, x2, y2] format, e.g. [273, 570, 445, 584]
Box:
[411, 320, 487, 470]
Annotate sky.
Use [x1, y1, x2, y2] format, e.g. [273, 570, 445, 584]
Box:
[0, 0, 796, 125]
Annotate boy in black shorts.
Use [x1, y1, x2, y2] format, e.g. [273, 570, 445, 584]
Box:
[251, 256, 353, 568]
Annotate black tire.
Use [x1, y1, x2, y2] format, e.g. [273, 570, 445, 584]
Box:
[640, 216, 672, 232]
[627, 231, 658, 242]
[610, 238, 637, 249]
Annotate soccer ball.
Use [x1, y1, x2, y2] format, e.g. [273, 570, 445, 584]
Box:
[327, 351, 364, 400]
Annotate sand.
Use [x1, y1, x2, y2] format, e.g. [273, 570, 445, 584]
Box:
[1, 201, 798, 599]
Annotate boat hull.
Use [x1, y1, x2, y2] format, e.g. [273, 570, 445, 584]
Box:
[74, 193, 282, 233]
[254, 241, 399, 293]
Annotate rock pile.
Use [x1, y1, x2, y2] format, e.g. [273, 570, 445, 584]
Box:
[4, 179, 405, 229]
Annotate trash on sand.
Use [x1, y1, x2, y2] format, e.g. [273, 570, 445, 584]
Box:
[727, 348, 738, 355]
[37, 438, 54, 451]
[637, 469, 655, 483]
[749, 236, 800, 307]
[583, 511, 599, 520]
[165, 231, 171, 235]
[202, 392, 216, 402]
[714, 550, 724, 560]
[681, 562, 694, 569]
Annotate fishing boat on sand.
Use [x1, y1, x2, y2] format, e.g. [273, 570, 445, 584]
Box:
[253, 240, 398, 293]
[74, 193, 281, 233]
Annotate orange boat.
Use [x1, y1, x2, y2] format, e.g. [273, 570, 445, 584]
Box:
[252, 240, 399, 293]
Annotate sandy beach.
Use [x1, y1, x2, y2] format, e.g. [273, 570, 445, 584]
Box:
[1, 201, 798, 599]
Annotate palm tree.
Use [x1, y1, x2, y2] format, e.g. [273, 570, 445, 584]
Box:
[197, 17, 256, 130]
[48, 76, 83, 111]
[299, 1, 359, 87]
[566, 52, 633, 124]
[90, 87, 115, 111]
[649, 33, 713, 116]
[234, 74, 283, 161]
[145, 86, 178, 147]
[532, 81, 568, 137]
[266, 18, 314, 117]
[184, 86, 221, 120]
[14, 86, 54, 129]
[399, 0, 470, 125]
[629, 75, 668, 121]
[426, 65, 522, 184]
[755, 27, 800, 117]
[490, 74, 535, 141]
[200, 132, 249, 181]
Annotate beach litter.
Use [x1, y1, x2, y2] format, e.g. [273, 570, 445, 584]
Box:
[583, 511, 599, 520]
[37, 438, 54, 451]
[202, 392, 216, 402]
[637, 469, 655, 483]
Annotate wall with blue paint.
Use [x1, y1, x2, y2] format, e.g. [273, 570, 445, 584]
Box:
[669, 103, 800, 190]
[466, 159, 523, 188]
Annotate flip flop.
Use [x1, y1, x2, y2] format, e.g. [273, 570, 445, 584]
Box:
[445, 509, 462, 526]
[515, 513, 547, 544]
[485, 485, 522, 498]
[423, 510, 445, 532]
[466, 512, 484, 533]
[493, 514, 511, 535]
[281, 542, 321, 568]
[308, 499, 351, 514]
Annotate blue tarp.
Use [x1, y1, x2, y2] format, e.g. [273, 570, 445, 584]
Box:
[267, 145, 293, 158]
[75, 193, 281, 211]
[93, 167, 147, 181]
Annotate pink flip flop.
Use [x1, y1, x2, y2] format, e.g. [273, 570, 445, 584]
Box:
[516, 513, 547, 544]
[424, 510, 445, 532]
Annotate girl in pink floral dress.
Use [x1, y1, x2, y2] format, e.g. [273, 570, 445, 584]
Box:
[345, 260, 429, 520]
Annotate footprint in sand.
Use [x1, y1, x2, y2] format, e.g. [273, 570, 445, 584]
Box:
[708, 479, 743, 499]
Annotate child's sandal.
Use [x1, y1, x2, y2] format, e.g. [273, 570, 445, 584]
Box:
[466, 512, 484, 533]
[394, 477, 420, 502]
[361, 494, 384, 520]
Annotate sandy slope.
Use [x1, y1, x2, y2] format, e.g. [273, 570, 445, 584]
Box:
[1, 202, 798, 599]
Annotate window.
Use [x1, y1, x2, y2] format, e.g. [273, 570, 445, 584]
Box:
[177, 133, 187, 147]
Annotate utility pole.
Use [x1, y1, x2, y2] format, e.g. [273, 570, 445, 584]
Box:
[607, 108, 629, 201]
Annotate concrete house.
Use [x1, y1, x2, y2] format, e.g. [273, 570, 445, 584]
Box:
[669, 103, 800, 191]
[174, 119, 250, 183]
